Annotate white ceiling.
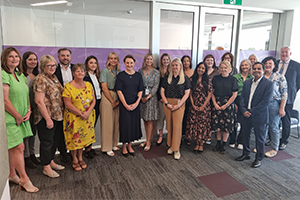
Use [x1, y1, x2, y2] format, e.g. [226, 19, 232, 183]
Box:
[0, 0, 294, 28]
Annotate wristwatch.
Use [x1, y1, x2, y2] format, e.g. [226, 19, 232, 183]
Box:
[165, 102, 169, 106]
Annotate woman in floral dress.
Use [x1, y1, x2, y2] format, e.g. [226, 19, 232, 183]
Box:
[185, 62, 212, 153]
[63, 63, 96, 171]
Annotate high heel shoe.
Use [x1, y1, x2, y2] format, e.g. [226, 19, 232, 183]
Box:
[19, 181, 39, 193]
[156, 136, 163, 146]
[9, 175, 20, 184]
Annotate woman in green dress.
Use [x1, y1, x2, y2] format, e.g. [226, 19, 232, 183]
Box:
[1, 47, 39, 193]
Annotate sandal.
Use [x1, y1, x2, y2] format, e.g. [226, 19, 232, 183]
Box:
[139, 142, 146, 148]
[112, 147, 120, 151]
[144, 142, 151, 151]
[72, 162, 82, 171]
[19, 181, 39, 193]
[106, 151, 115, 157]
[79, 160, 87, 169]
[9, 175, 20, 184]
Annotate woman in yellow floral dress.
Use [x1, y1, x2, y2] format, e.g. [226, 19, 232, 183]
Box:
[62, 63, 96, 171]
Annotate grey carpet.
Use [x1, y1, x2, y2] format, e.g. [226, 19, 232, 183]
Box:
[10, 128, 300, 200]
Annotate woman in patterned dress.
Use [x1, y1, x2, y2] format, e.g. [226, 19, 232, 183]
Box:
[185, 62, 212, 153]
[211, 60, 238, 154]
[62, 63, 96, 171]
[138, 53, 160, 151]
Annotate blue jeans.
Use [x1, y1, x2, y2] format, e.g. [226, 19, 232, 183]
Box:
[266, 100, 281, 151]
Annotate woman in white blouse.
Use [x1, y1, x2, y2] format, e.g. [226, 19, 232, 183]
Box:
[83, 55, 101, 158]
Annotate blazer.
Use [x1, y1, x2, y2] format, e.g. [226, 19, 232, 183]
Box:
[240, 76, 273, 124]
[54, 63, 74, 86]
[278, 59, 300, 105]
[83, 74, 101, 100]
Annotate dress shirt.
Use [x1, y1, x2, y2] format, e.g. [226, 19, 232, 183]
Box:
[248, 76, 263, 109]
[60, 64, 73, 86]
[277, 59, 290, 76]
[88, 72, 101, 100]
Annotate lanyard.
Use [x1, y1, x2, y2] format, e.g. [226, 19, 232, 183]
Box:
[144, 69, 152, 88]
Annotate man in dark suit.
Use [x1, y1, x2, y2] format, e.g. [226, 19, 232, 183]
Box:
[236, 62, 273, 168]
[54, 48, 74, 163]
[277, 47, 300, 150]
[55, 48, 74, 86]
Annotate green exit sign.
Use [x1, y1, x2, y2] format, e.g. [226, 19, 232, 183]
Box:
[224, 0, 242, 5]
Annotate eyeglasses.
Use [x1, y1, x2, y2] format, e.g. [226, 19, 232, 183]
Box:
[46, 64, 57, 69]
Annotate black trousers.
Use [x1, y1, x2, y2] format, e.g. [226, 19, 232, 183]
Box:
[280, 104, 293, 145]
[241, 117, 267, 161]
[37, 119, 63, 165]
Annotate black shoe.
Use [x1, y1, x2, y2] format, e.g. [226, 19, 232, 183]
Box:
[60, 154, 70, 163]
[84, 150, 95, 159]
[236, 155, 250, 161]
[265, 139, 271, 146]
[156, 137, 164, 146]
[128, 151, 135, 156]
[219, 146, 226, 154]
[25, 157, 37, 169]
[122, 152, 129, 157]
[252, 159, 262, 168]
[90, 149, 99, 156]
[30, 154, 41, 165]
[213, 142, 221, 152]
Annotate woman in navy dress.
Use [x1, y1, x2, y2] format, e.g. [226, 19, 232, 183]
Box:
[115, 55, 143, 156]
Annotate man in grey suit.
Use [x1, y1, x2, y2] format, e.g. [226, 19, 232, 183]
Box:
[278, 47, 300, 150]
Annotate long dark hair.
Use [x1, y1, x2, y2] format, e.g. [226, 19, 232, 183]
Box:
[181, 55, 192, 69]
[191, 62, 209, 95]
[22, 51, 39, 76]
[85, 55, 100, 81]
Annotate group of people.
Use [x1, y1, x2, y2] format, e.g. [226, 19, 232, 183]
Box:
[2, 46, 300, 193]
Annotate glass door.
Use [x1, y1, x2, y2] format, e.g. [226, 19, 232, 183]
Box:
[198, 7, 238, 66]
[156, 3, 199, 68]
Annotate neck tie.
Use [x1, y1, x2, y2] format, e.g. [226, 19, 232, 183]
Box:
[279, 62, 284, 74]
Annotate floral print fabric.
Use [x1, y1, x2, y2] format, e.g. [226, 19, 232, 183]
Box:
[62, 82, 96, 150]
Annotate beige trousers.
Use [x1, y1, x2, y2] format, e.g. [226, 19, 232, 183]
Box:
[163, 98, 185, 151]
[100, 91, 119, 152]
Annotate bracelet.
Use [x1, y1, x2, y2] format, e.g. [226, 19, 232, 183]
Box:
[165, 102, 169, 106]
[28, 109, 31, 112]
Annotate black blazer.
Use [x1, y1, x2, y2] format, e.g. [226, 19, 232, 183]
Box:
[83, 74, 101, 100]
[54, 63, 74, 86]
[277, 59, 300, 105]
[240, 76, 273, 124]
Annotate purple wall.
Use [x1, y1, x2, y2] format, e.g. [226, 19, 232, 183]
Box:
[3, 46, 277, 71]
[3, 46, 149, 71]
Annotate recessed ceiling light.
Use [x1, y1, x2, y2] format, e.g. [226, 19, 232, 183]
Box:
[30, 1, 68, 7]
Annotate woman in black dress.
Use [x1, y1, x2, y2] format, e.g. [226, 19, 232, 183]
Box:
[115, 55, 143, 156]
[211, 60, 238, 154]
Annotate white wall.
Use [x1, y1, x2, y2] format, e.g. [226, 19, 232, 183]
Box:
[1, 6, 149, 48]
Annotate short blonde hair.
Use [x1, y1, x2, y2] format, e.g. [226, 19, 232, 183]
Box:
[39, 55, 57, 73]
[239, 59, 252, 75]
[219, 60, 232, 73]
